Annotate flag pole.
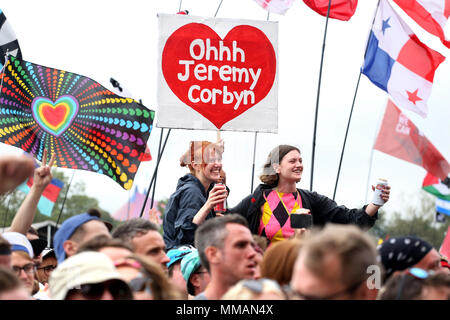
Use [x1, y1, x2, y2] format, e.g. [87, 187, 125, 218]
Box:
[178, 0, 183, 12]
[251, 131, 258, 193]
[214, 0, 224, 17]
[250, 10, 270, 193]
[140, 128, 171, 217]
[55, 169, 76, 228]
[332, 0, 381, 200]
[149, 128, 165, 210]
[310, 0, 332, 192]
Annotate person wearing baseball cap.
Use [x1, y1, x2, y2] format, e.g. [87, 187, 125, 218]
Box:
[181, 249, 210, 297]
[166, 245, 194, 298]
[49, 251, 132, 300]
[53, 209, 112, 263]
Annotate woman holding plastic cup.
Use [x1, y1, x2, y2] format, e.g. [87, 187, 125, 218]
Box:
[230, 145, 390, 245]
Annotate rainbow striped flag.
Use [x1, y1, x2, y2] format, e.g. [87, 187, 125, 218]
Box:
[17, 176, 64, 216]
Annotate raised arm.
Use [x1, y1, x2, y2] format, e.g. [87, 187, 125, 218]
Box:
[9, 150, 56, 235]
[364, 185, 391, 217]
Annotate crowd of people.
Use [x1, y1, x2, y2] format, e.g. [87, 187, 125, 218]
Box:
[0, 142, 448, 300]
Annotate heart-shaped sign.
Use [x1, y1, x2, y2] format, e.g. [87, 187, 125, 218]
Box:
[31, 95, 79, 137]
[162, 23, 276, 129]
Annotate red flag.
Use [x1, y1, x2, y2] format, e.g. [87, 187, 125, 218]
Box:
[139, 145, 152, 162]
[440, 224, 450, 260]
[374, 100, 450, 180]
[393, 0, 450, 48]
[302, 0, 358, 21]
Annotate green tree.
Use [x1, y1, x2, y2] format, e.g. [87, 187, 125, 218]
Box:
[0, 169, 117, 230]
[369, 191, 450, 249]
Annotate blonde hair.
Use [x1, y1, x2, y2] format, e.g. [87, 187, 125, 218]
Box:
[179, 141, 222, 175]
[221, 278, 286, 300]
[12, 250, 32, 262]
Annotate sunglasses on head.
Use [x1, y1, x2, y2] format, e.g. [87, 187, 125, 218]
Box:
[69, 280, 132, 300]
[395, 268, 433, 300]
[129, 275, 152, 294]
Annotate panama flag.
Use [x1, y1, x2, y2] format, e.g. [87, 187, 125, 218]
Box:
[393, 0, 450, 48]
[422, 172, 450, 200]
[362, 0, 445, 118]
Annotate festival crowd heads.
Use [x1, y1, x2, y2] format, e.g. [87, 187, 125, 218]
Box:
[1, 1, 450, 302]
[0, 141, 448, 301]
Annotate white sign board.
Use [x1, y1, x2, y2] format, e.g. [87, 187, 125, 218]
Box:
[157, 13, 278, 132]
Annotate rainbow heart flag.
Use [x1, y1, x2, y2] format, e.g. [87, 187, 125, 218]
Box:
[0, 56, 154, 190]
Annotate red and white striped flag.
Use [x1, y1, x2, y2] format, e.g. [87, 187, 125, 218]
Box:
[393, 0, 450, 48]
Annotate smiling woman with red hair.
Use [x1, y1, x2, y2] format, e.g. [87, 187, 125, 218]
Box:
[163, 140, 228, 250]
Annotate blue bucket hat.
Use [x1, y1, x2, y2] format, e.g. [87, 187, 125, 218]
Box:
[53, 213, 111, 263]
[166, 245, 194, 268]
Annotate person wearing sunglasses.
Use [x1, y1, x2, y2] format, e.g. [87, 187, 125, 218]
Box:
[49, 251, 133, 300]
[0, 266, 32, 300]
[2, 232, 37, 297]
[290, 224, 379, 300]
[114, 254, 181, 300]
[35, 248, 57, 285]
[181, 248, 211, 298]
[379, 268, 450, 300]
[378, 235, 442, 282]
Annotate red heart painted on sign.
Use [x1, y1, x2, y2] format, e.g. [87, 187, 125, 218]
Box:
[162, 23, 276, 129]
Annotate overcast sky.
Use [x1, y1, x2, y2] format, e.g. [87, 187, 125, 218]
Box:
[1, 0, 449, 221]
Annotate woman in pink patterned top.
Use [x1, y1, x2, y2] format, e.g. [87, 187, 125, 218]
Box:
[230, 145, 390, 245]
